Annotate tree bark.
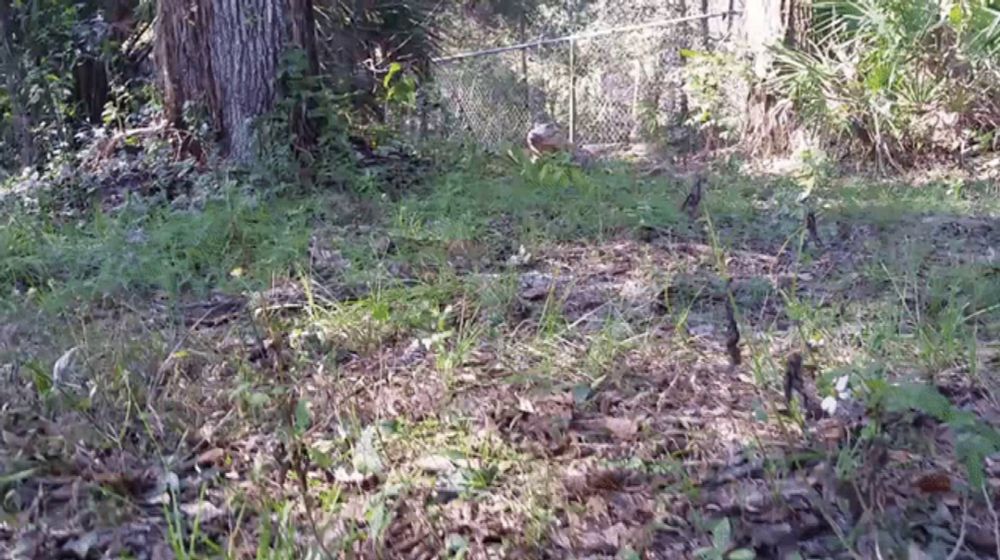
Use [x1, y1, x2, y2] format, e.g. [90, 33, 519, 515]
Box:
[742, 0, 803, 156]
[785, 0, 813, 49]
[155, 0, 316, 163]
[0, 0, 35, 168]
[743, 0, 786, 77]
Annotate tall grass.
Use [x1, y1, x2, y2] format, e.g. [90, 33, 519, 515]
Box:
[0, 193, 313, 309]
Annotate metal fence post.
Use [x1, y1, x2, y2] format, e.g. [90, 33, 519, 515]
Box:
[701, 0, 710, 48]
[520, 15, 530, 117]
[569, 37, 577, 145]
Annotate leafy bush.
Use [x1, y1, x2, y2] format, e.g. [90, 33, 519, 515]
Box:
[681, 49, 750, 146]
[769, 0, 1000, 166]
[1, 0, 85, 169]
[883, 382, 1000, 488]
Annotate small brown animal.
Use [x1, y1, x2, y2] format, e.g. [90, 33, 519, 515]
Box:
[525, 121, 594, 167]
[526, 122, 567, 158]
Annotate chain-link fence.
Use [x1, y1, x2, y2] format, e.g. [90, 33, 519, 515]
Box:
[392, 8, 742, 151]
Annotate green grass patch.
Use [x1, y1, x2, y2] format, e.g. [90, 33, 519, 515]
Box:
[1, 193, 315, 311]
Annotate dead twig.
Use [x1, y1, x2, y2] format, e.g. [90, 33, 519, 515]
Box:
[806, 209, 824, 249]
[809, 493, 867, 560]
[946, 496, 969, 560]
[983, 482, 1000, 560]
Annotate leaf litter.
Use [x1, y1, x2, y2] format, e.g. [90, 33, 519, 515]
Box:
[2, 202, 1000, 559]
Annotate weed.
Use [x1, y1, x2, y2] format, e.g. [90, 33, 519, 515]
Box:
[583, 317, 637, 382]
[304, 276, 462, 354]
[694, 518, 754, 560]
[428, 304, 485, 386]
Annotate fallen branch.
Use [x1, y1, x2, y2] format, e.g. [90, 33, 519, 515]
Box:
[82, 121, 206, 170]
[84, 123, 167, 169]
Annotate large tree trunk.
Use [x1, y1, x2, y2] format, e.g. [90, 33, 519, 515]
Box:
[741, 0, 807, 156]
[744, 0, 787, 77]
[155, 0, 316, 163]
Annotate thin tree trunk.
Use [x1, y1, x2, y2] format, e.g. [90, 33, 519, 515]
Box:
[742, 0, 795, 155]
[288, 0, 319, 150]
[74, 57, 110, 125]
[676, 0, 691, 118]
[0, 0, 34, 168]
[71, 0, 139, 126]
[700, 0, 710, 49]
[785, 0, 813, 48]
[519, 11, 530, 116]
[155, 0, 317, 163]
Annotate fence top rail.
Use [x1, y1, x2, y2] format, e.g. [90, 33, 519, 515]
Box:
[432, 10, 742, 63]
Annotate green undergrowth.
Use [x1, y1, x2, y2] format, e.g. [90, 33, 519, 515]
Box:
[4, 152, 998, 308]
[1, 191, 316, 313]
[4, 151, 1000, 558]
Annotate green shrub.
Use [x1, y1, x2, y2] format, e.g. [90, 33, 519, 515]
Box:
[770, 0, 1000, 165]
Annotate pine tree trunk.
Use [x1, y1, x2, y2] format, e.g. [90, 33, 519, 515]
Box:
[155, 0, 316, 163]
[740, 0, 815, 157]
[785, 0, 813, 49]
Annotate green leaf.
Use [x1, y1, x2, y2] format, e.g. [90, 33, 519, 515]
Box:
[949, 4, 964, 27]
[366, 497, 392, 544]
[27, 362, 52, 397]
[728, 549, 756, 560]
[572, 384, 592, 404]
[353, 426, 384, 475]
[294, 399, 311, 435]
[383, 62, 403, 88]
[371, 301, 390, 323]
[309, 446, 333, 470]
[712, 518, 732, 550]
[618, 547, 641, 560]
[956, 428, 1000, 490]
[885, 383, 952, 421]
[959, 438, 988, 490]
[538, 164, 552, 186]
[694, 547, 720, 560]
[247, 392, 271, 408]
[0, 467, 39, 486]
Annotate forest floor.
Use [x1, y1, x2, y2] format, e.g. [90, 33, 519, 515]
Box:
[2, 151, 1000, 559]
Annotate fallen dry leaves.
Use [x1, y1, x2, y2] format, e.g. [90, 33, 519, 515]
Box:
[4, 230, 1000, 559]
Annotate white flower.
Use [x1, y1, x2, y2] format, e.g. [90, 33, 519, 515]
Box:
[821, 396, 838, 416]
[835, 375, 851, 399]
